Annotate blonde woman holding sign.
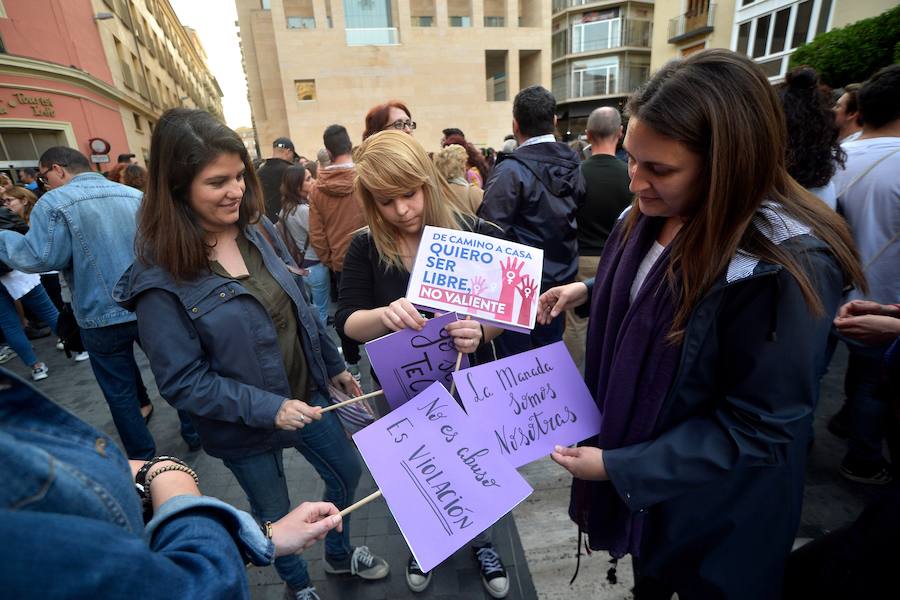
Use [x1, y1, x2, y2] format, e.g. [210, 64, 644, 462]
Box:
[336, 130, 510, 598]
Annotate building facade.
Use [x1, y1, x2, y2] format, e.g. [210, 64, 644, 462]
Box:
[652, 0, 894, 80]
[236, 0, 552, 156]
[552, 0, 653, 138]
[0, 0, 222, 178]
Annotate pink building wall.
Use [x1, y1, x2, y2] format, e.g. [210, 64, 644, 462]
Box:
[0, 0, 131, 166]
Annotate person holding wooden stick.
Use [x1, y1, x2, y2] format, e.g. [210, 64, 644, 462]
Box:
[114, 108, 390, 600]
[336, 130, 510, 598]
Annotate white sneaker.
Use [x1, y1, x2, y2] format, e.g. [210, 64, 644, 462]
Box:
[74, 351, 90, 362]
[0, 345, 16, 365]
[31, 363, 49, 381]
[55, 339, 64, 351]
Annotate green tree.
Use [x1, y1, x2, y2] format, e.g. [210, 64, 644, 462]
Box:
[789, 6, 900, 88]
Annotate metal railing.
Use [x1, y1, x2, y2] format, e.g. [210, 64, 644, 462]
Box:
[553, 62, 650, 101]
[668, 3, 716, 42]
[345, 27, 400, 46]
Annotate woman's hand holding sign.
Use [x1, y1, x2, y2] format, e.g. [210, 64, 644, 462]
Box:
[551, 445, 608, 481]
[445, 318, 482, 354]
[380, 298, 427, 332]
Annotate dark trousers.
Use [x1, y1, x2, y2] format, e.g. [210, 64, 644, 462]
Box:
[79, 321, 157, 459]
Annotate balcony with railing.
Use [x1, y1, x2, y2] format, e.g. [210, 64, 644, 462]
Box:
[553, 60, 649, 102]
[668, 2, 715, 43]
[553, 18, 652, 60]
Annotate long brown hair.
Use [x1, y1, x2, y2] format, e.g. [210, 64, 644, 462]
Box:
[624, 49, 864, 340]
[136, 108, 264, 280]
[355, 130, 474, 270]
[279, 164, 309, 219]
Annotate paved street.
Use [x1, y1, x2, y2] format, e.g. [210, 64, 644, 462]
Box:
[4, 332, 879, 599]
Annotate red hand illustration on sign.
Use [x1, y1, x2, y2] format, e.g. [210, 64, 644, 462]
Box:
[498, 257, 524, 321]
[515, 275, 537, 326]
[470, 275, 487, 297]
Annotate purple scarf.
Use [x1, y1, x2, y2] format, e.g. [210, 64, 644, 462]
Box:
[570, 213, 683, 559]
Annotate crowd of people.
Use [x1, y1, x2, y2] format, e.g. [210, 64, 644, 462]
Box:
[0, 49, 897, 600]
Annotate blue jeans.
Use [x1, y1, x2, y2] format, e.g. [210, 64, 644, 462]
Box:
[79, 321, 157, 459]
[0, 283, 59, 367]
[223, 392, 361, 590]
[305, 263, 330, 325]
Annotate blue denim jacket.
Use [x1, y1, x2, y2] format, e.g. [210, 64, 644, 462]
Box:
[0, 368, 275, 599]
[114, 220, 346, 459]
[0, 172, 141, 328]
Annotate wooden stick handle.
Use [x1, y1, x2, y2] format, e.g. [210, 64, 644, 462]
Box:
[448, 351, 464, 396]
[320, 388, 385, 413]
[339, 489, 383, 517]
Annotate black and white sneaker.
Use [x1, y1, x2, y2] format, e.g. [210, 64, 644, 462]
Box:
[283, 584, 320, 600]
[405, 554, 432, 592]
[324, 545, 390, 580]
[474, 544, 509, 598]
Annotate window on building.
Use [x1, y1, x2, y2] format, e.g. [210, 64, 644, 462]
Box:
[791, 0, 813, 48]
[410, 0, 435, 27]
[735, 0, 824, 79]
[769, 8, 790, 54]
[552, 21, 567, 59]
[816, 0, 832, 33]
[261, 0, 271, 9]
[343, 0, 399, 45]
[114, 38, 135, 90]
[295, 79, 317, 101]
[285, 0, 316, 28]
[752, 14, 770, 58]
[571, 9, 621, 53]
[552, 63, 567, 100]
[485, 50, 508, 101]
[0, 129, 68, 163]
[571, 56, 618, 97]
[449, 0, 472, 27]
[133, 112, 143, 131]
[484, 0, 506, 27]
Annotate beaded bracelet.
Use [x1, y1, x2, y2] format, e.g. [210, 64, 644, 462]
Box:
[144, 463, 200, 489]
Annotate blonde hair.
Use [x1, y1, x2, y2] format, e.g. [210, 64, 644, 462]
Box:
[355, 130, 474, 270]
[434, 145, 468, 181]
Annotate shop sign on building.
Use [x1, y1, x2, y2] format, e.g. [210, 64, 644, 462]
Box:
[0, 92, 56, 118]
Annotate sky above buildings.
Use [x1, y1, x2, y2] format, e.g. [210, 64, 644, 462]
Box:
[170, 0, 252, 128]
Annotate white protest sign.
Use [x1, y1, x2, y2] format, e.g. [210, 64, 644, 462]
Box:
[407, 226, 544, 333]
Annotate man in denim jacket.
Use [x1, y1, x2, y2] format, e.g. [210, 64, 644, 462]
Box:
[0, 146, 158, 458]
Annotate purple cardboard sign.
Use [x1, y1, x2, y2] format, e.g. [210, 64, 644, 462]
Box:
[451, 341, 602, 468]
[365, 312, 470, 410]
[353, 382, 533, 573]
